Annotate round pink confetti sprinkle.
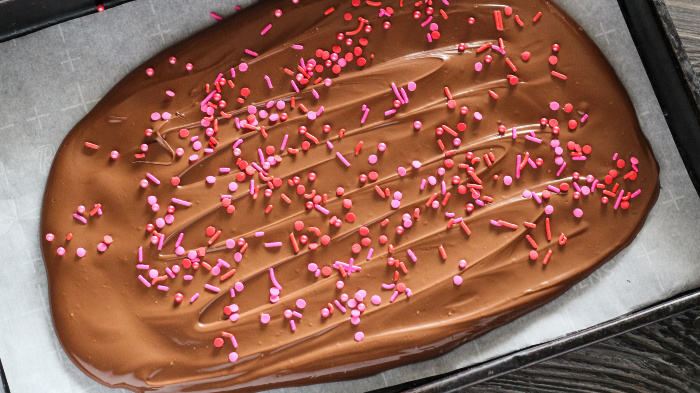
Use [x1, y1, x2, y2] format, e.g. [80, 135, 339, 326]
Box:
[187, 250, 197, 259]
[550, 101, 560, 111]
[172, 265, 180, 273]
[284, 309, 293, 318]
[397, 167, 407, 176]
[412, 160, 421, 169]
[261, 314, 271, 324]
[239, 63, 248, 72]
[228, 352, 239, 362]
[97, 243, 108, 252]
[459, 259, 467, 268]
[110, 150, 119, 159]
[175, 246, 185, 255]
[522, 190, 532, 198]
[377, 142, 387, 151]
[354, 332, 365, 342]
[550, 139, 560, 148]
[77, 205, 85, 214]
[270, 287, 280, 296]
[503, 175, 513, 186]
[45, 233, 54, 241]
[555, 156, 564, 165]
[390, 200, 401, 209]
[149, 269, 158, 279]
[229, 313, 240, 322]
[573, 208, 583, 218]
[175, 148, 184, 157]
[356, 290, 367, 301]
[408, 81, 417, 91]
[475, 62, 483, 71]
[166, 90, 175, 97]
[453, 275, 463, 285]
[368, 154, 378, 164]
[307, 263, 318, 272]
[225, 239, 235, 249]
[162, 112, 171, 120]
[529, 250, 539, 260]
[473, 112, 483, 120]
[212, 266, 221, 276]
[393, 191, 403, 200]
[156, 218, 165, 228]
[413, 121, 422, 130]
[205, 176, 216, 184]
[321, 308, 330, 317]
[151, 112, 161, 121]
[340, 293, 349, 302]
[76, 248, 86, 258]
[234, 282, 244, 292]
[348, 300, 358, 309]
[307, 111, 317, 120]
[296, 299, 306, 309]
[545, 205, 554, 214]
[147, 195, 157, 205]
[350, 316, 361, 325]
[371, 295, 381, 305]
[57, 247, 65, 256]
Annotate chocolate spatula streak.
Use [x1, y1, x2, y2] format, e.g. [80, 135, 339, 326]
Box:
[40, 0, 659, 391]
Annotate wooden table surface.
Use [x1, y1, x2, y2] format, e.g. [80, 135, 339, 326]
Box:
[463, 1, 700, 391]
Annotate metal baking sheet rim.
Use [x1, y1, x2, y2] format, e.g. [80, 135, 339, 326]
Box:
[0, 0, 699, 392]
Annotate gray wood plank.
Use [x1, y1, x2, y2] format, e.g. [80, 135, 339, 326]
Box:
[666, 0, 700, 73]
[463, 308, 700, 392]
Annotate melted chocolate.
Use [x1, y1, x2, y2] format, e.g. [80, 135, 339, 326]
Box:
[40, 0, 659, 391]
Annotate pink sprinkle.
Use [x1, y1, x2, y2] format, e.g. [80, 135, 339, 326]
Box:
[334, 300, 347, 313]
[525, 135, 542, 144]
[228, 352, 239, 362]
[280, 134, 289, 150]
[614, 189, 625, 209]
[631, 189, 642, 198]
[157, 285, 169, 291]
[557, 162, 567, 176]
[384, 109, 396, 117]
[292, 44, 304, 50]
[291, 80, 300, 92]
[138, 275, 151, 287]
[613, 153, 619, 160]
[336, 152, 351, 167]
[73, 214, 87, 224]
[545, 205, 554, 214]
[503, 175, 513, 185]
[360, 108, 370, 124]
[260, 23, 272, 35]
[371, 295, 381, 305]
[145, 173, 161, 185]
[264, 75, 274, 89]
[412, 160, 422, 169]
[205, 284, 220, 293]
[76, 248, 86, 257]
[573, 208, 584, 218]
[389, 290, 399, 303]
[512, 127, 517, 139]
[210, 12, 222, 20]
[171, 198, 191, 206]
[244, 49, 259, 57]
[270, 268, 282, 290]
[190, 293, 199, 303]
[265, 242, 283, 248]
[475, 62, 483, 72]
[581, 114, 589, 123]
[474, 112, 483, 120]
[550, 101, 560, 111]
[136, 264, 149, 269]
[157, 233, 164, 250]
[453, 275, 463, 285]
[421, 15, 433, 27]
[315, 204, 330, 215]
[354, 332, 365, 342]
[151, 112, 161, 121]
[57, 247, 65, 256]
[97, 243, 108, 252]
[261, 314, 271, 324]
[548, 185, 561, 193]
[407, 249, 417, 262]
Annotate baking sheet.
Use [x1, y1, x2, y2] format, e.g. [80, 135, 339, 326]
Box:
[0, 0, 699, 391]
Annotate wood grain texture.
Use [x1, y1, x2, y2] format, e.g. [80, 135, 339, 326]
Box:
[665, 0, 700, 73]
[462, 308, 700, 393]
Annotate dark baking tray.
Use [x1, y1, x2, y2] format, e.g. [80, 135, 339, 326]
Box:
[1, 0, 699, 392]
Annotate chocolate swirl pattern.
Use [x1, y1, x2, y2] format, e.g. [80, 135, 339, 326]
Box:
[40, 0, 659, 391]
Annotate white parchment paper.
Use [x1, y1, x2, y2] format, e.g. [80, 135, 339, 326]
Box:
[1, 0, 699, 392]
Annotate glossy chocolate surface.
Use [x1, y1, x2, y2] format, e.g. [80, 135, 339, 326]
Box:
[40, 0, 659, 391]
